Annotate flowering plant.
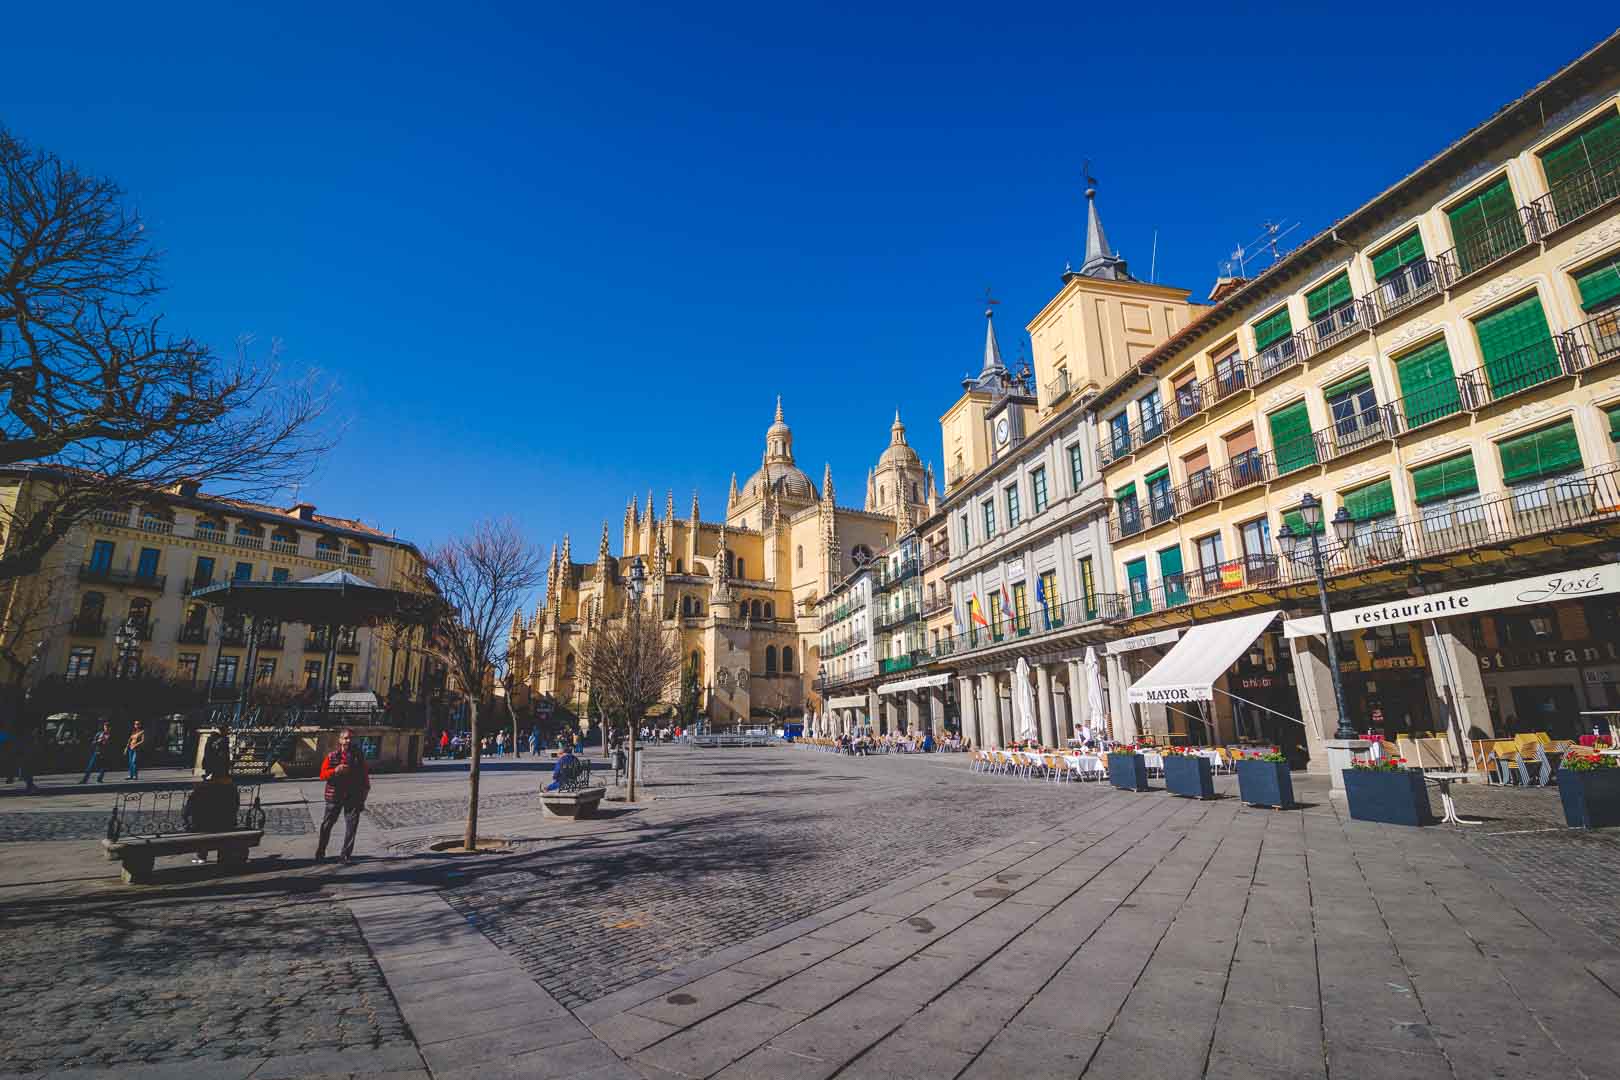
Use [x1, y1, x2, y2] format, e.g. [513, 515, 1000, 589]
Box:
[1108, 745, 1139, 758]
[1248, 751, 1287, 763]
[1351, 755, 1407, 771]
[1563, 750, 1619, 772]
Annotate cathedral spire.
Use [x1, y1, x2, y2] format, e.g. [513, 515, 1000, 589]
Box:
[645, 488, 655, 526]
[981, 305, 1004, 376]
[665, 489, 675, 521]
[597, 520, 613, 586]
[775, 394, 784, 424]
[823, 463, 835, 504]
[728, 472, 739, 508]
[690, 488, 701, 523]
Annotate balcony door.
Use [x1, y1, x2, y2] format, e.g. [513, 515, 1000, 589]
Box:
[89, 540, 114, 573]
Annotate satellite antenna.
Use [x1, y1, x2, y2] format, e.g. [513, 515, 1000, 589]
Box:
[1225, 218, 1302, 278]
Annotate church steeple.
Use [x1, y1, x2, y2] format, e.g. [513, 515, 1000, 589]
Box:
[1070, 172, 1133, 282]
[822, 463, 835, 504]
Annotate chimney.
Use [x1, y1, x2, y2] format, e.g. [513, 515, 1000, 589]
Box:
[289, 502, 317, 521]
[169, 478, 201, 498]
[1208, 276, 1248, 304]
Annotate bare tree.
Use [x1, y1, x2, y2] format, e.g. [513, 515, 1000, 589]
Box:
[574, 603, 682, 801]
[422, 519, 543, 850]
[0, 126, 331, 582]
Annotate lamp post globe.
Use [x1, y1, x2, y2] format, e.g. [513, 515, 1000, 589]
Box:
[1288, 494, 1356, 742]
[1298, 491, 1322, 530]
[1331, 507, 1355, 545]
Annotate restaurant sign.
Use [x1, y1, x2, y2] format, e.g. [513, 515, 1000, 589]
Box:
[1105, 628, 1182, 655]
[1479, 640, 1620, 672]
[1284, 563, 1620, 638]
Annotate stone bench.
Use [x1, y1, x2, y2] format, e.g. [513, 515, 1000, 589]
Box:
[102, 829, 264, 884]
[539, 786, 606, 819]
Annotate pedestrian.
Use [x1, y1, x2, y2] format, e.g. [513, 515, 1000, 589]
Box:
[496, 730, 506, 757]
[438, 729, 450, 759]
[316, 728, 370, 866]
[527, 728, 539, 757]
[81, 721, 112, 784]
[124, 720, 146, 780]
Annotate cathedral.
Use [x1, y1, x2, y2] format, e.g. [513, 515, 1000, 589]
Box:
[511, 399, 937, 728]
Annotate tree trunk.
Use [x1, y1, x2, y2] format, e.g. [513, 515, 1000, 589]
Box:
[464, 696, 480, 850]
[628, 711, 638, 803]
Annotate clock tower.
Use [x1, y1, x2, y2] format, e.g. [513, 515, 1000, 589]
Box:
[939, 305, 1037, 493]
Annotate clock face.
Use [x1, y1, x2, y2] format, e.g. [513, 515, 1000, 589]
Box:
[995, 417, 1010, 445]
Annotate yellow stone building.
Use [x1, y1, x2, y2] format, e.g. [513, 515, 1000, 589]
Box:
[1092, 33, 1620, 771]
[0, 466, 434, 699]
[512, 400, 936, 729]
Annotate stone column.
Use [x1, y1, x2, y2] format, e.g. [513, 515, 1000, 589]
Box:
[1106, 654, 1137, 742]
[1289, 632, 1365, 789]
[1422, 616, 1495, 759]
[930, 685, 946, 737]
[1067, 658, 1087, 738]
[958, 676, 980, 748]
[867, 688, 881, 734]
[979, 673, 1002, 747]
[906, 692, 921, 736]
[1037, 663, 1057, 747]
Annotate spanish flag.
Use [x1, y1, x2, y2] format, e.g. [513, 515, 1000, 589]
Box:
[969, 593, 989, 628]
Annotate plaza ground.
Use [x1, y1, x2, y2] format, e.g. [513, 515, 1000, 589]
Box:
[2, 747, 1619, 1078]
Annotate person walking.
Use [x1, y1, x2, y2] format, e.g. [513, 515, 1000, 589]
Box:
[81, 721, 112, 784]
[316, 729, 370, 865]
[527, 727, 539, 757]
[124, 720, 146, 780]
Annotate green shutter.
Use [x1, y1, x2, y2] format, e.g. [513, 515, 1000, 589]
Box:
[1126, 558, 1151, 615]
[1159, 545, 1186, 605]
[1411, 453, 1479, 505]
[1607, 405, 1620, 443]
[1114, 482, 1138, 502]
[1306, 273, 1353, 319]
[1281, 508, 1325, 536]
[1446, 178, 1523, 275]
[1371, 230, 1426, 280]
[1576, 256, 1620, 311]
[1474, 295, 1559, 396]
[1158, 545, 1183, 577]
[1144, 466, 1170, 487]
[1498, 420, 1584, 484]
[1252, 307, 1294, 351]
[1267, 401, 1317, 475]
[1343, 479, 1395, 521]
[1541, 111, 1620, 190]
[1323, 370, 1374, 400]
[1394, 339, 1462, 426]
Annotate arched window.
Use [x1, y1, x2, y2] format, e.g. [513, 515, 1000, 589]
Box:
[782, 647, 794, 673]
[765, 646, 777, 673]
[912, 482, 919, 501]
[764, 601, 774, 620]
[737, 557, 746, 579]
[693, 599, 703, 616]
[79, 592, 105, 619]
[751, 599, 763, 620]
[796, 545, 804, 568]
[127, 597, 151, 632]
[681, 596, 692, 616]
[690, 649, 701, 673]
[725, 551, 735, 576]
[675, 558, 684, 573]
[880, 485, 886, 504]
[564, 653, 576, 677]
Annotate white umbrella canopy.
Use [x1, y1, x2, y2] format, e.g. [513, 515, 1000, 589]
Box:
[1085, 647, 1107, 739]
[1014, 657, 1039, 743]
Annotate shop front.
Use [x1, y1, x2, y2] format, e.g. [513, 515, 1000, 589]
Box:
[1474, 595, 1620, 738]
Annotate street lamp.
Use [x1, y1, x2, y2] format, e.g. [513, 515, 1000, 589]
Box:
[114, 618, 140, 679]
[1277, 492, 1357, 740]
[622, 555, 647, 801]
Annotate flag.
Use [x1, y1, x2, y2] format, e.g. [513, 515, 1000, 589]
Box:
[1001, 582, 1014, 625]
[969, 593, 989, 628]
[1035, 573, 1050, 630]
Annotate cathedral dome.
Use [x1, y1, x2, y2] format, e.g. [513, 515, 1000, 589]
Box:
[744, 461, 819, 501]
[877, 411, 920, 468]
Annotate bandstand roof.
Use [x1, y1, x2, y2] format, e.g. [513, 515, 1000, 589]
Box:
[189, 569, 443, 627]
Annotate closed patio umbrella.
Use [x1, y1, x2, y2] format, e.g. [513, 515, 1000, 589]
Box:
[1085, 647, 1107, 740]
[1014, 657, 1039, 743]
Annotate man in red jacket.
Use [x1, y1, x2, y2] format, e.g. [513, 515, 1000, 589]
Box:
[316, 729, 370, 865]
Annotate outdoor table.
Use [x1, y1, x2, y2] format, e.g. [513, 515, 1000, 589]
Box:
[1423, 770, 1481, 825]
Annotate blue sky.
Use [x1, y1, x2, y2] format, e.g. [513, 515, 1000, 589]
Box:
[5, 3, 1615, 554]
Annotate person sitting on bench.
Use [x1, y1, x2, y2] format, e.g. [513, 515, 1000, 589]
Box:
[546, 745, 580, 791]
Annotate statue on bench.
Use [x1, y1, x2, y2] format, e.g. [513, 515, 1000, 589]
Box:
[184, 723, 240, 836]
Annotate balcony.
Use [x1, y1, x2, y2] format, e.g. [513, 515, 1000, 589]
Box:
[126, 619, 153, 642]
[1046, 368, 1071, 404]
[77, 565, 167, 591]
[177, 624, 208, 645]
[1388, 380, 1467, 434]
[1178, 468, 1220, 512]
[1119, 462, 1620, 617]
[1111, 501, 1145, 541]
[139, 516, 175, 536]
[1199, 363, 1252, 411]
[1225, 450, 1270, 492]
[1370, 260, 1445, 325]
[91, 509, 129, 527]
[921, 592, 950, 616]
[920, 545, 949, 570]
[233, 533, 265, 550]
[930, 593, 1128, 660]
[1457, 336, 1573, 409]
[1099, 428, 1135, 468]
[1302, 298, 1373, 357]
[880, 654, 917, 675]
[1527, 150, 1620, 236]
[1562, 314, 1620, 373]
[875, 604, 920, 630]
[69, 616, 106, 636]
[313, 547, 344, 564]
[876, 558, 920, 590]
[305, 633, 333, 653]
[1323, 404, 1396, 458]
[194, 525, 226, 545]
[815, 661, 878, 690]
[219, 626, 249, 648]
[1437, 207, 1535, 284]
[1253, 334, 1304, 385]
[256, 631, 286, 650]
[336, 638, 361, 656]
[269, 540, 300, 556]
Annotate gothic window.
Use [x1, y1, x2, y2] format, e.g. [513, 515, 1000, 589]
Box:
[880, 485, 886, 504]
[796, 545, 804, 568]
[693, 599, 703, 616]
[912, 482, 919, 501]
[751, 599, 763, 620]
[782, 647, 794, 672]
[675, 558, 684, 573]
[681, 596, 692, 616]
[765, 646, 777, 673]
[737, 558, 746, 578]
[763, 601, 773, 620]
[725, 551, 735, 576]
[564, 653, 576, 677]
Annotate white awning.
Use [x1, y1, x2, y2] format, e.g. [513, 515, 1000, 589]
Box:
[878, 672, 951, 695]
[1127, 611, 1278, 704]
[827, 694, 867, 710]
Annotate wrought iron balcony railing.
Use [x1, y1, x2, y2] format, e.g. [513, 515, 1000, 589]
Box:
[1253, 333, 1304, 385]
[69, 616, 106, 636]
[1527, 150, 1620, 236]
[78, 564, 167, 591]
[1370, 259, 1445, 325]
[1437, 206, 1536, 283]
[1046, 368, 1071, 404]
[1302, 298, 1373, 357]
[176, 624, 208, 645]
[1561, 314, 1620, 373]
[929, 593, 1128, 659]
[1457, 335, 1573, 409]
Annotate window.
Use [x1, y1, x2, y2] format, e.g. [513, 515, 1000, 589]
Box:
[255, 658, 277, 684]
[782, 647, 794, 673]
[765, 646, 778, 673]
[1575, 255, 1620, 314]
[1446, 177, 1524, 276]
[1539, 109, 1620, 223]
[675, 558, 684, 574]
[1114, 482, 1142, 536]
[1173, 371, 1201, 420]
[127, 597, 151, 634]
[1195, 532, 1225, 589]
[76, 591, 105, 631]
[1280, 506, 1325, 538]
[233, 561, 254, 581]
[1080, 556, 1098, 619]
[1108, 412, 1131, 457]
[1005, 483, 1021, 528]
[982, 499, 996, 538]
[959, 512, 971, 550]
[763, 601, 773, 620]
[194, 556, 215, 588]
[1497, 606, 1560, 646]
[1214, 348, 1247, 396]
[1145, 467, 1173, 525]
[1068, 444, 1084, 490]
[796, 545, 804, 568]
[1412, 453, 1479, 507]
[1473, 294, 1560, 398]
[1139, 388, 1164, 440]
[136, 548, 160, 579]
[988, 591, 1004, 636]
[89, 540, 114, 573]
[1370, 229, 1432, 307]
[304, 660, 322, 689]
[1182, 448, 1215, 506]
[1607, 403, 1620, 445]
[65, 646, 95, 679]
[737, 558, 746, 579]
[213, 654, 239, 688]
[1324, 372, 1380, 449]
[1038, 570, 1059, 627]
[1393, 338, 1462, 428]
[1030, 467, 1048, 514]
[177, 653, 200, 685]
[272, 567, 290, 582]
[1240, 517, 1273, 563]
[336, 662, 354, 690]
[1252, 306, 1296, 376]
[1267, 401, 1317, 475]
[1225, 427, 1263, 487]
[1126, 558, 1151, 616]
[1306, 272, 1357, 344]
[1499, 421, 1585, 512]
[1006, 581, 1028, 632]
[750, 599, 763, 620]
[1159, 545, 1186, 606]
[681, 596, 693, 616]
[1343, 479, 1398, 559]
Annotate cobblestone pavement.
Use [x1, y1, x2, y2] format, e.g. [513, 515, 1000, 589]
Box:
[0, 803, 311, 842]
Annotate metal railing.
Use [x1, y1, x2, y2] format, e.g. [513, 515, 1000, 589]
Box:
[219, 626, 249, 647]
[818, 599, 866, 629]
[1099, 428, 1135, 467]
[1457, 336, 1571, 408]
[1200, 363, 1252, 410]
[875, 603, 920, 629]
[177, 624, 208, 645]
[1527, 150, 1620, 236]
[1302, 298, 1372, 357]
[1253, 334, 1303, 384]
[875, 558, 920, 590]
[1121, 462, 1620, 617]
[815, 661, 879, 690]
[1323, 403, 1396, 458]
[1179, 468, 1220, 511]
[1370, 259, 1445, 324]
[69, 616, 106, 636]
[256, 631, 286, 650]
[922, 593, 950, 615]
[1561, 314, 1620, 372]
[927, 593, 1128, 659]
[78, 565, 167, 590]
[1046, 368, 1071, 403]
[1171, 384, 1204, 426]
[1438, 206, 1535, 282]
[1388, 379, 1467, 433]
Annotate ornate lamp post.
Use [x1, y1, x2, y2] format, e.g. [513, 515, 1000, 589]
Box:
[114, 618, 140, 679]
[1277, 493, 1357, 741]
[622, 555, 646, 801]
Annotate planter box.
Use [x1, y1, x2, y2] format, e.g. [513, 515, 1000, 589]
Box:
[1236, 759, 1294, 809]
[1342, 769, 1433, 826]
[1558, 768, 1620, 828]
[1108, 753, 1149, 792]
[1163, 754, 1215, 799]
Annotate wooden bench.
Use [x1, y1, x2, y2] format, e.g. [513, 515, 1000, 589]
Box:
[102, 829, 264, 884]
[539, 786, 606, 819]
